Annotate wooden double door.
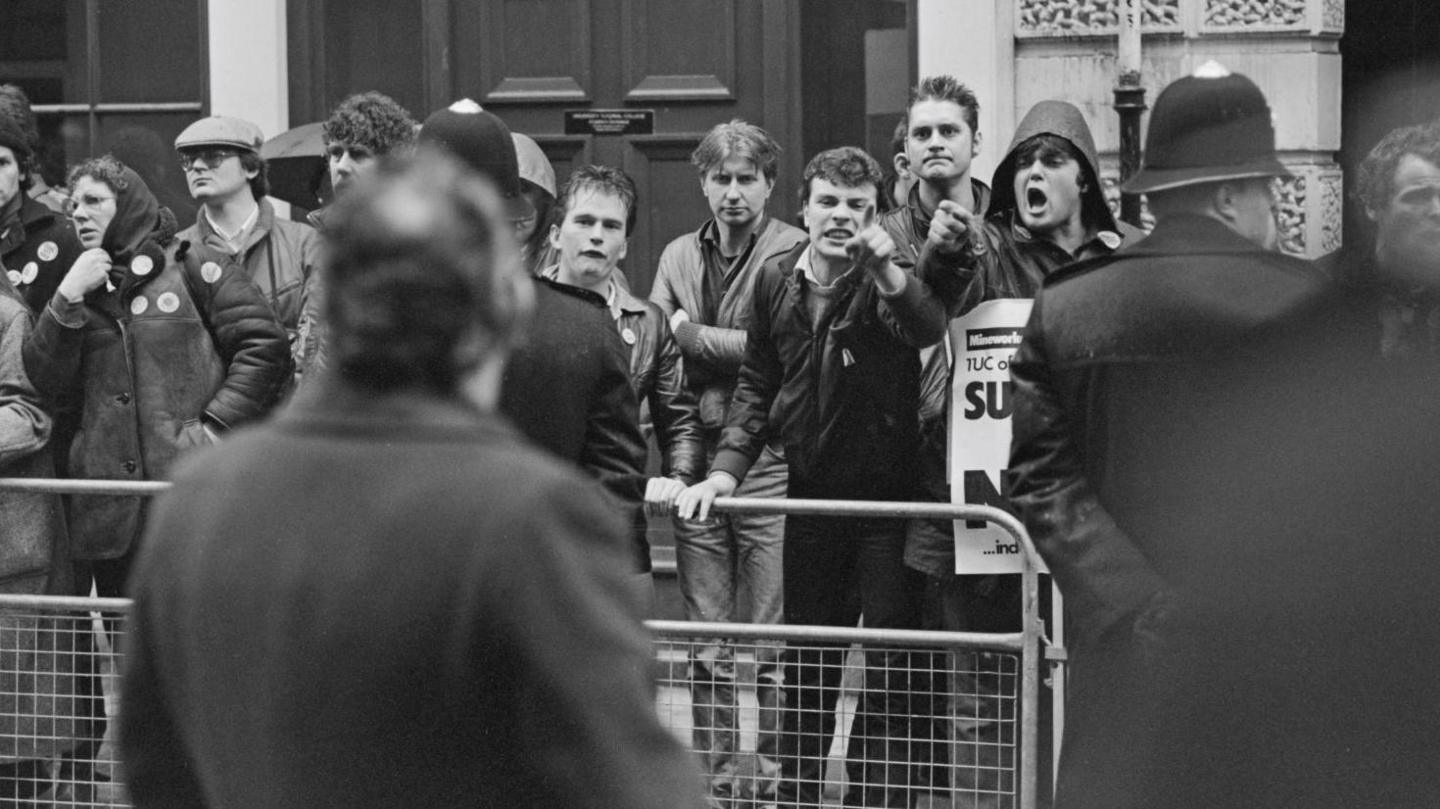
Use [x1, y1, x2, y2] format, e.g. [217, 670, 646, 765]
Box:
[289, 0, 804, 294]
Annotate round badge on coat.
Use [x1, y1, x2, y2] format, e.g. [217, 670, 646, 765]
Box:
[5, 271, 19, 286]
[621, 327, 637, 345]
[130, 296, 149, 316]
[131, 255, 154, 276]
[156, 292, 180, 313]
[201, 261, 223, 284]
[36, 241, 58, 262]
[21, 262, 37, 285]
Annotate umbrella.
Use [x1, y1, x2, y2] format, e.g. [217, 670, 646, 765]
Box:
[261, 121, 330, 211]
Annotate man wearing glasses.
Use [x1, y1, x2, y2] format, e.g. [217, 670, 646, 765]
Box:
[174, 116, 319, 386]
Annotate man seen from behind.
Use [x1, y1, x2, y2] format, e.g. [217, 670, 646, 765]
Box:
[119, 152, 704, 809]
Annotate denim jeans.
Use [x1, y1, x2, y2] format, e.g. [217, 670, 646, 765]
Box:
[914, 574, 1023, 805]
[675, 443, 787, 804]
[774, 509, 923, 808]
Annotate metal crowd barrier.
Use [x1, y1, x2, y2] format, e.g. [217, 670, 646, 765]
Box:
[0, 480, 1060, 809]
[652, 496, 1051, 809]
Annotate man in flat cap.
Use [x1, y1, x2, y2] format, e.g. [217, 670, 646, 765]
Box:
[1004, 63, 1395, 808]
[175, 115, 319, 385]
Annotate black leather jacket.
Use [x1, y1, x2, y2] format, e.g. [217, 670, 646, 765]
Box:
[500, 277, 647, 518]
[612, 285, 703, 484]
[712, 243, 947, 498]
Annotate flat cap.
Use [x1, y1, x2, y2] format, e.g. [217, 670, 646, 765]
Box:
[175, 116, 265, 153]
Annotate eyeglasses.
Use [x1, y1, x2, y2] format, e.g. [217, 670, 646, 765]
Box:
[179, 149, 240, 171]
[62, 193, 116, 218]
[326, 144, 373, 163]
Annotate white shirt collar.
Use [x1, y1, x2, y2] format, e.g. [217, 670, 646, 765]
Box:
[796, 244, 854, 289]
[203, 201, 260, 252]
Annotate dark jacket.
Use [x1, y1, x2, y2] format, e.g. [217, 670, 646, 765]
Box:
[878, 177, 992, 267]
[904, 101, 1144, 576]
[612, 284, 703, 484]
[1317, 243, 1437, 361]
[294, 207, 331, 379]
[120, 379, 705, 809]
[22, 167, 292, 560]
[711, 242, 947, 498]
[922, 99, 1144, 318]
[1, 194, 85, 315]
[499, 277, 647, 550]
[649, 215, 807, 428]
[1005, 214, 1353, 808]
[177, 199, 321, 374]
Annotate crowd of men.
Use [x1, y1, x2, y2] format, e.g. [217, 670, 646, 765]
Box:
[1, 54, 1439, 808]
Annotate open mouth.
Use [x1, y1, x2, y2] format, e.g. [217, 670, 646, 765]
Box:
[823, 228, 853, 241]
[580, 249, 608, 260]
[1025, 187, 1049, 213]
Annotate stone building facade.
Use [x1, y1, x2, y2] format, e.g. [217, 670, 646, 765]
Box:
[923, 0, 1344, 257]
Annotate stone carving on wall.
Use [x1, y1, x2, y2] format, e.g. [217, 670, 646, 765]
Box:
[1322, 0, 1345, 33]
[1204, 0, 1305, 28]
[1018, 0, 1180, 35]
[1319, 171, 1343, 256]
[1276, 174, 1306, 256]
[1101, 172, 1156, 231]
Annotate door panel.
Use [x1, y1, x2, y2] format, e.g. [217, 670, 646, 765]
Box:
[461, 0, 592, 103]
[620, 0, 737, 101]
[289, 0, 800, 294]
[626, 138, 715, 293]
[448, 0, 800, 295]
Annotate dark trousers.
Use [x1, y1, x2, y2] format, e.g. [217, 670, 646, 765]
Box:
[60, 555, 132, 791]
[775, 511, 922, 808]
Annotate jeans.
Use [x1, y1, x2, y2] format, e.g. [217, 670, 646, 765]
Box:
[774, 509, 923, 808]
[675, 443, 787, 804]
[914, 574, 1023, 805]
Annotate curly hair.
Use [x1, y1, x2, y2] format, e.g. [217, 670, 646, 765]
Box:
[322, 92, 418, 158]
[67, 154, 131, 194]
[1355, 121, 1440, 217]
[907, 75, 981, 135]
[799, 146, 883, 207]
[324, 153, 530, 393]
[691, 119, 782, 182]
[555, 164, 638, 235]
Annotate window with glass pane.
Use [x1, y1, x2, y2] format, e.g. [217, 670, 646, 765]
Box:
[0, 0, 206, 223]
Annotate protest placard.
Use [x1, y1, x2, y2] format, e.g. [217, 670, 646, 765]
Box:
[948, 298, 1046, 574]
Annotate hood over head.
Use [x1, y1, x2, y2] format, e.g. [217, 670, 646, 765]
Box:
[99, 164, 161, 263]
[989, 100, 1119, 234]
